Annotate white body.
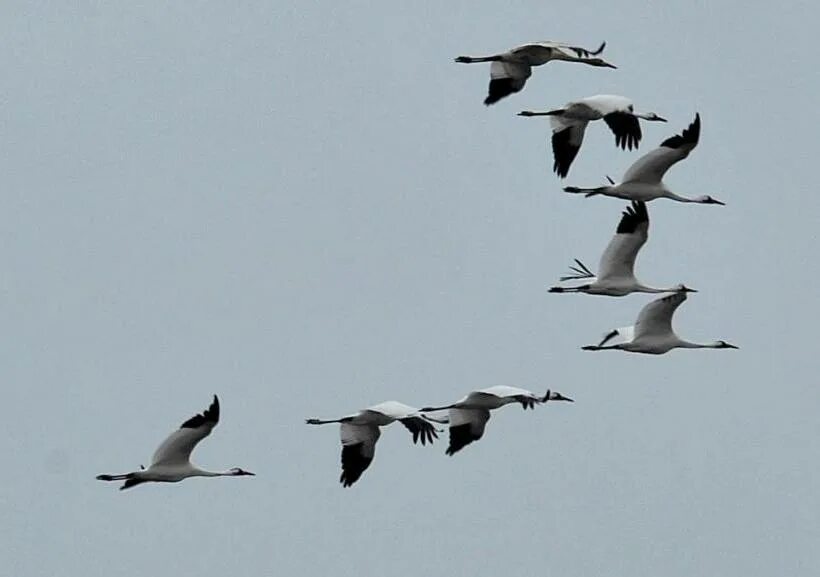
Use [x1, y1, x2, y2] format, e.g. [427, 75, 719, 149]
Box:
[96, 396, 254, 490]
[582, 292, 738, 355]
[306, 400, 440, 487]
[420, 386, 572, 455]
[520, 95, 666, 177]
[564, 114, 725, 205]
[456, 42, 615, 105]
[550, 201, 691, 297]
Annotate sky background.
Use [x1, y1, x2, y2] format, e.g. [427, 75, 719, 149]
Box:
[2, 1, 819, 575]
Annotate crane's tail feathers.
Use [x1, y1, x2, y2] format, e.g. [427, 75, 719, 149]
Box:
[120, 478, 148, 490]
[558, 259, 594, 281]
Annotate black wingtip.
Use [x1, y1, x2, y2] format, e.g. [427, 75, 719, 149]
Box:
[484, 78, 522, 106]
[660, 113, 701, 149]
[551, 128, 580, 178]
[180, 396, 220, 429]
[615, 200, 648, 234]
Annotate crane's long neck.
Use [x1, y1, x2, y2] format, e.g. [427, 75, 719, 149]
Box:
[189, 467, 232, 478]
[419, 404, 456, 412]
[663, 191, 698, 203]
[676, 340, 713, 349]
[634, 283, 676, 294]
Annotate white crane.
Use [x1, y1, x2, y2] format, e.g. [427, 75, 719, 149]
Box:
[518, 94, 666, 177]
[581, 291, 739, 354]
[455, 41, 616, 106]
[549, 200, 695, 296]
[564, 114, 725, 205]
[419, 386, 573, 456]
[306, 401, 442, 487]
[96, 396, 254, 490]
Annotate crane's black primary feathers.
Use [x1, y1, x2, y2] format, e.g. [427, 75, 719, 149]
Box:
[485, 78, 522, 105]
[340, 443, 373, 487]
[400, 418, 439, 445]
[181, 395, 220, 429]
[552, 129, 581, 178]
[615, 201, 648, 234]
[446, 424, 483, 456]
[660, 113, 700, 149]
[604, 112, 641, 150]
[568, 41, 606, 57]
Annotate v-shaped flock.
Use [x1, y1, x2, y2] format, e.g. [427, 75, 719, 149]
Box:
[97, 39, 737, 491]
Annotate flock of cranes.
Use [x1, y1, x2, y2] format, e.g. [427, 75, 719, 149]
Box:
[97, 40, 737, 491]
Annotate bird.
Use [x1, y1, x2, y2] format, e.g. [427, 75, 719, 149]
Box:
[563, 113, 725, 205]
[455, 41, 616, 106]
[96, 395, 255, 490]
[549, 200, 695, 296]
[581, 290, 739, 355]
[306, 401, 442, 487]
[518, 94, 667, 177]
[419, 386, 573, 456]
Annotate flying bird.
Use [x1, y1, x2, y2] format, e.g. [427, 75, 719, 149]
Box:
[96, 396, 255, 490]
[581, 291, 739, 354]
[549, 201, 694, 296]
[455, 41, 616, 106]
[306, 401, 441, 487]
[564, 114, 725, 205]
[419, 386, 573, 456]
[518, 94, 666, 177]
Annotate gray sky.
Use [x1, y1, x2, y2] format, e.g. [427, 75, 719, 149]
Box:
[2, 1, 819, 575]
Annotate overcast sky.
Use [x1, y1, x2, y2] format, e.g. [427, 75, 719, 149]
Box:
[2, 2, 819, 576]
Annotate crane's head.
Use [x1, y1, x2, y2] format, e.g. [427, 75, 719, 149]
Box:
[675, 284, 697, 293]
[712, 340, 739, 349]
[586, 57, 617, 69]
[695, 195, 726, 205]
[228, 467, 255, 476]
[642, 112, 667, 122]
[542, 390, 574, 403]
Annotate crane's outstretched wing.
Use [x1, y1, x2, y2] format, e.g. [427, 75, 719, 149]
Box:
[550, 117, 588, 178]
[597, 325, 636, 347]
[485, 61, 531, 105]
[604, 111, 641, 150]
[446, 408, 491, 456]
[398, 416, 439, 445]
[532, 41, 606, 59]
[633, 291, 688, 340]
[597, 201, 649, 282]
[622, 114, 700, 183]
[150, 395, 220, 467]
[339, 423, 380, 487]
